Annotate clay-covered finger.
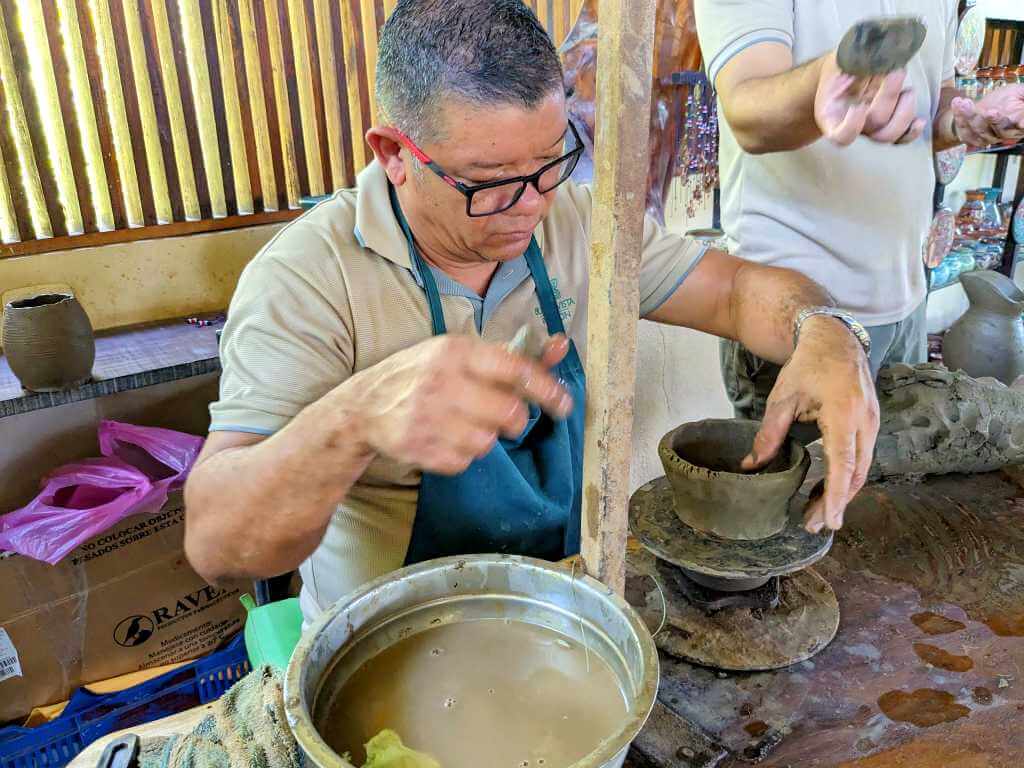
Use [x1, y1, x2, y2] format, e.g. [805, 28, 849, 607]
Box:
[989, 114, 1022, 143]
[823, 100, 871, 146]
[848, 426, 874, 500]
[742, 396, 799, 470]
[803, 496, 827, 534]
[867, 88, 918, 143]
[863, 73, 907, 131]
[467, 346, 571, 418]
[895, 118, 926, 145]
[966, 111, 1001, 146]
[455, 389, 530, 439]
[821, 428, 857, 530]
[539, 334, 571, 368]
[451, 425, 499, 461]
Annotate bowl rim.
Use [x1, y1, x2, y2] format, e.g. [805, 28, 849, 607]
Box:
[658, 418, 809, 481]
[284, 554, 660, 768]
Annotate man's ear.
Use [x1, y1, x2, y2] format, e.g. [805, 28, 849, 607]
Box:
[367, 128, 408, 186]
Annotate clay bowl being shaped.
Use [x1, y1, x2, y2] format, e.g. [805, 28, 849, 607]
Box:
[2, 293, 95, 392]
[658, 419, 811, 541]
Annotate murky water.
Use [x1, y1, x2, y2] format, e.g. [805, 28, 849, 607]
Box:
[321, 619, 628, 768]
[912, 643, 973, 672]
[876, 689, 971, 728]
[910, 611, 966, 636]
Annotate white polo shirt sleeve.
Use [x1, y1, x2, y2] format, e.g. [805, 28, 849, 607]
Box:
[694, 0, 795, 86]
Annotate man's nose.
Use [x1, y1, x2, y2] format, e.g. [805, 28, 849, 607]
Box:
[511, 182, 544, 215]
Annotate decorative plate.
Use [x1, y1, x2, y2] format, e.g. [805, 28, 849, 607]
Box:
[925, 206, 956, 269]
[935, 145, 967, 185]
[1013, 199, 1024, 245]
[955, 6, 985, 76]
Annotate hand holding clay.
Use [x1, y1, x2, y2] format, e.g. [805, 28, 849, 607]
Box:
[741, 316, 879, 534]
[339, 334, 572, 475]
[951, 86, 1024, 148]
[814, 53, 926, 147]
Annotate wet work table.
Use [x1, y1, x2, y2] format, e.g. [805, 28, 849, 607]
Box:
[625, 460, 1024, 768]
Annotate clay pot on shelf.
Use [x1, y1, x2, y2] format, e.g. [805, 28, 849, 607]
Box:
[943, 271, 1024, 385]
[658, 419, 811, 541]
[2, 293, 95, 392]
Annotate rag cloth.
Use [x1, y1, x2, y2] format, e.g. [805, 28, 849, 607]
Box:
[137, 667, 437, 768]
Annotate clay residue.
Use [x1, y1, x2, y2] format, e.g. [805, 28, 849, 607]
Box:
[744, 720, 769, 737]
[829, 472, 1024, 626]
[913, 643, 974, 673]
[837, 739, 993, 768]
[877, 689, 971, 728]
[911, 611, 966, 636]
[983, 612, 1024, 637]
[872, 364, 1024, 478]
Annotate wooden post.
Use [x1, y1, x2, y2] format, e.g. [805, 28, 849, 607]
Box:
[580, 0, 657, 595]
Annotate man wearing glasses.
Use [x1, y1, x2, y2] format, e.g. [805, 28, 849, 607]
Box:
[184, 0, 879, 624]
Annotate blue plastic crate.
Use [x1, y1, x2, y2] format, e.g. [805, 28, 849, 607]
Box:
[0, 633, 249, 768]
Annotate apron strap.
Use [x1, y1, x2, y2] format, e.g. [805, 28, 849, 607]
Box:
[524, 240, 568, 338]
[390, 185, 447, 336]
[390, 183, 564, 341]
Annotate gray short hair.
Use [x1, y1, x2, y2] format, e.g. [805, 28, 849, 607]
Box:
[376, 0, 564, 142]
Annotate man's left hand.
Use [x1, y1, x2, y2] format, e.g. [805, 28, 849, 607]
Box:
[740, 316, 880, 534]
[951, 85, 1024, 148]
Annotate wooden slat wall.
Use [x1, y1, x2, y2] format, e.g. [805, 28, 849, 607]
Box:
[0, 0, 582, 257]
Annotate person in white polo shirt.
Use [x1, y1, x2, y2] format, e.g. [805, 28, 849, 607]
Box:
[695, 0, 1024, 426]
[184, 0, 882, 625]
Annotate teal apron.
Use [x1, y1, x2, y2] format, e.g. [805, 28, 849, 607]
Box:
[393, 194, 586, 564]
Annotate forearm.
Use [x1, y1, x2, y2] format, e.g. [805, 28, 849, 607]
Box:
[184, 392, 375, 582]
[727, 262, 835, 365]
[720, 52, 826, 154]
[933, 86, 962, 151]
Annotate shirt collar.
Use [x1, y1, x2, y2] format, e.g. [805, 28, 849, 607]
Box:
[353, 160, 412, 269]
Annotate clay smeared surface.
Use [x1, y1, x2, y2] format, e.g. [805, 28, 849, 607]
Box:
[628, 464, 1024, 767]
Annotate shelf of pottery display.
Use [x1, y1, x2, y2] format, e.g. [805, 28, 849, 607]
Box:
[967, 141, 1024, 156]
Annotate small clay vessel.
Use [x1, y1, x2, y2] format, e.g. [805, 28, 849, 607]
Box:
[836, 16, 927, 77]
[943, 271, 1024, 385]
[658, 419, 810, 541]
[2, 293, 95, 392]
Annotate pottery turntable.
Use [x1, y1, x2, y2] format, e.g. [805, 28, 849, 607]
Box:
[625, 419, 839, 672]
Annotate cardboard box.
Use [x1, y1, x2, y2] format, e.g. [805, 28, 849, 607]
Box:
[0, 492, 247, 724]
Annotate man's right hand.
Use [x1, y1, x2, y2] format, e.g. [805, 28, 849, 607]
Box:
[339, 334, 573, 475]
[814, 52, 926, 147]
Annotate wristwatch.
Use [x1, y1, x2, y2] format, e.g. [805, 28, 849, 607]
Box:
[794, 307, 872, 357]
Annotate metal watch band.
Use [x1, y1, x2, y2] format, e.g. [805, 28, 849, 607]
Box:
[794, 307, 872, 356]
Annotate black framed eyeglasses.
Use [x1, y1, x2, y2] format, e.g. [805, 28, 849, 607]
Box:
[393, 121, 585, 217]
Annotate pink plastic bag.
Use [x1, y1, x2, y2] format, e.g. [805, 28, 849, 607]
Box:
[0, 421, 204, 564]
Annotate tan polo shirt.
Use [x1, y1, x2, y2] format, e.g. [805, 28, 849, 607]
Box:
[210, 161, 706, 622]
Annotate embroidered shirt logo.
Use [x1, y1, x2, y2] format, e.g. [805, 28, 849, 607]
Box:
[535, 277, 576, 324]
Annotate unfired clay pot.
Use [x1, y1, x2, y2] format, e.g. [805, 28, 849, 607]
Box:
[2, 293, 95, 392]
[658, 419, 811, 541]
[942, 270, 1024, 385]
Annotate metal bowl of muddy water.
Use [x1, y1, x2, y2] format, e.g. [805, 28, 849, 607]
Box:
[284, 554, 659, 768]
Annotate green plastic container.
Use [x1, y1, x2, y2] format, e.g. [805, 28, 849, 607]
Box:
[240, 594, 303, 670]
